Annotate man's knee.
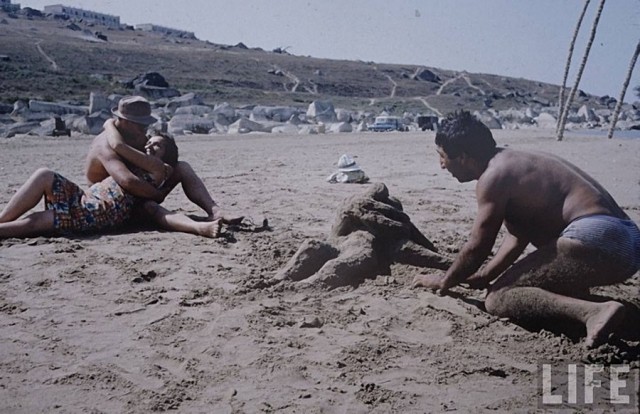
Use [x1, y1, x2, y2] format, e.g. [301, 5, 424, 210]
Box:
[485, 287, 509, 317]
[175, 160, 194, 177]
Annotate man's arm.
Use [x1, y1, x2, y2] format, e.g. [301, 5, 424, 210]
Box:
[413, 172, 508, 293]
[439, 196, 505, 291]
[464, 232, 527, 289]
[104, 122, 170, 186]
[98, 148, 166, 203]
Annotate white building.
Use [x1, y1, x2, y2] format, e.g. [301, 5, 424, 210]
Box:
[1, 0, 20, 12]
[43, 4, 120, 28]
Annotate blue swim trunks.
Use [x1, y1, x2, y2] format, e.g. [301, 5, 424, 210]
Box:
[561, 214, 640, 274]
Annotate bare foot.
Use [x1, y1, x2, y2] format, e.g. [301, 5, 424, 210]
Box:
[584, 301, 626, 348]
[210, 209, 244, 225]
[198, 219, 222, 238]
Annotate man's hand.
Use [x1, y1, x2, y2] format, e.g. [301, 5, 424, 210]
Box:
[411, 273, 448, 295]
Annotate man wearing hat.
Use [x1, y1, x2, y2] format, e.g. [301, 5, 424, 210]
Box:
[85, 96, 238, 222]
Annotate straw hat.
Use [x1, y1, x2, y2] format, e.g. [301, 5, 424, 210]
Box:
[111, 96, 157, 125]
[337, 154, 362, 172]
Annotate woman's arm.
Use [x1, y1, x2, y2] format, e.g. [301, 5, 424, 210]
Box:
[103, 119, 169, 184]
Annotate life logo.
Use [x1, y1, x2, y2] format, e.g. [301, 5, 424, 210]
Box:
[539, 361, 639, 410]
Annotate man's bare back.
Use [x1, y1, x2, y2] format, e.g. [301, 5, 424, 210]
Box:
[412, 111, 639, 348]
[482, 149, 628, 247]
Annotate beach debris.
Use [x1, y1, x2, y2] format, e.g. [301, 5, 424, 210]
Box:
[274, 182, 452, 287]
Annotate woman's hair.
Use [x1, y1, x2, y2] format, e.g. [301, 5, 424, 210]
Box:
[150, 131, 179, 167]
[435, 110, 496, 161]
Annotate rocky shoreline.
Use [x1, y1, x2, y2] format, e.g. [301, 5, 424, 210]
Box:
[2, 72, 639, 139]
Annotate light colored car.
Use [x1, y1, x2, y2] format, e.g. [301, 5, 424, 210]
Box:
[369, 116, 407, 132]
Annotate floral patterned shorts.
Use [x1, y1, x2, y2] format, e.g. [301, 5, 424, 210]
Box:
[45, 173, 135, 234]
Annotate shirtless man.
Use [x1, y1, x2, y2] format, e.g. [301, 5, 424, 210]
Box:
[85, 95, 241, 223]
[412, 110, 640, 348]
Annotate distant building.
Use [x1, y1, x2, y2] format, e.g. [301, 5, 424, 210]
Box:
[43, 4, 120, 28]
[1, 0, 21, 13]
[135, 23, 195, 39]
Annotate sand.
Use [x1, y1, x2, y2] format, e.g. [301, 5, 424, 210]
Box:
[0, 129, 639, 412]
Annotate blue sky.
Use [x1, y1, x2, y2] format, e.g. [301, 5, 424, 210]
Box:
[20, 0, 640, 99]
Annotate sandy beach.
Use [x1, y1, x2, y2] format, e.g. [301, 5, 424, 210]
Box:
[0, 129, 639, 412]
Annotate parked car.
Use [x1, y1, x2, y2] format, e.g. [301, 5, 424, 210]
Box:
[417, 115, 439, 131]
[369, 116, 407, 132]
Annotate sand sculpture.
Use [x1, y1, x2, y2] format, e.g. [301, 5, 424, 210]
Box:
[274, 182, 453, 287]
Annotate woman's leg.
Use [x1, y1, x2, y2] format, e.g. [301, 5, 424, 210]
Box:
[0, 168, 56, 222]
[143, 200, 222, 238]
[0, 210, 55, 238]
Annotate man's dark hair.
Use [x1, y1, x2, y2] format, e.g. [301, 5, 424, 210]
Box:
[153, 131, 179, 167]
[435, 110, 496, 160]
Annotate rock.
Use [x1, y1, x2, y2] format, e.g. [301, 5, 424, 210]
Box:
[75, 111, 111, 135]
[126, 72, 169, 89]
[271, 124, 300, 134]
[0, 121, 41, 138]
[306, 100, 337, 123]
[28, 100, 88, 116]
[174, 105, 212, 116]
[356, 121, 368, 132]
[329, 122, 353, 133]
[577, 105, 597, 123]
[135, 84, 180, 100]
[0, 102, 13, 114]
[534, 113, 557, 129]
[227, 117, 268, 134]
[335, 108, 353, 123]
[212, 102, 237, 121]
[164, 93, 204, 112]
[473, 111, 502, 130]
[89, 92, 112, 114]
[412, 68, 441, 83]
[168, 114, 217, 135]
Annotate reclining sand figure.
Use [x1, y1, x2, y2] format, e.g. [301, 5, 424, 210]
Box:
[274, 183, 452, 287]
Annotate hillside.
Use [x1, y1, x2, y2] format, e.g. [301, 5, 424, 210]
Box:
[0, 10, 615, 117]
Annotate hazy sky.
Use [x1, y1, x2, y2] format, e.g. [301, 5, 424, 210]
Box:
[19, 0, 640, 99]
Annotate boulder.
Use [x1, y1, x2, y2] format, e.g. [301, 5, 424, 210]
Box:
[174, 105, 212, 116]
[577, 105, 597, 123]
[473, 111, 502, 130]
[126, 72, 169, 89]
[271, 124, 300, 134]
[0, 121, 41, 138]
[0, 102, 13, 114]
[135, 84, 180, 100]
[534, 113, 557, 129]
[75, 111, 111, 135]
[212, 102, 237, 121]
[89, 92, 112, 114]
[167, 114, 217, 135]
[329, 122, 353, 133]
[412, 68, 441, 83]
[335, 108, 353, 123]
[306, 100, 337, 123]
[28, 100, 88, 115]
[227, 117, 269, 134]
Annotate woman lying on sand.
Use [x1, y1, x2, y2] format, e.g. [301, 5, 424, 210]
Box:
[0, 133, 222, 239]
